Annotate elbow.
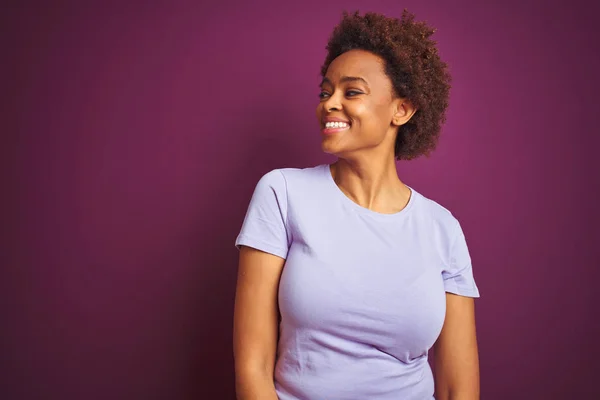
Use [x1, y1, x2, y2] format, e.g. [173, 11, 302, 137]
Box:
[235, 362, 273, 380]
[435, 388, 479, 400]
[234, 353, 276, 383]
[234, 361, 277, 400]
[435, 375, 479, 400]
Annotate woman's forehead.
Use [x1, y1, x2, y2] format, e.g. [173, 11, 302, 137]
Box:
[325, 50, 388, 84]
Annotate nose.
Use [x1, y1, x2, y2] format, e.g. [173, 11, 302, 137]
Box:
[323, 91, 342, 112]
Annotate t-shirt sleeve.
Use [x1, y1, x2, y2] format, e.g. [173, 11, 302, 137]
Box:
[235, 169, 290, 259]
[442, 219, 480, 298]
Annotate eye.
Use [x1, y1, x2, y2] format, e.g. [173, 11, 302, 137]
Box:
[318, 91, 330, 99]
[346, 90, 362, 97]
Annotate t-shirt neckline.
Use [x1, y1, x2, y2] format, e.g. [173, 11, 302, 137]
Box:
[320, 163, 416, 219]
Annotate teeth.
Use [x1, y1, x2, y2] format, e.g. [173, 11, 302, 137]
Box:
[325, 121, 349, 128]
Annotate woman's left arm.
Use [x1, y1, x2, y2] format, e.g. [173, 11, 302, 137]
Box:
[433, 293, 480, 400]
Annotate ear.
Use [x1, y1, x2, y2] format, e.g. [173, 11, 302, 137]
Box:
[392, 99, 417, 126]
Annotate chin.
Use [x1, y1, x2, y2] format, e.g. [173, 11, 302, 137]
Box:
[321, 144, 349, 159]
[320, 140, 339, 156]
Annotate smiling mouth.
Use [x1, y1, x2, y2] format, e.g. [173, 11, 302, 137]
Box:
[324, 121, 350, 129]
[322, 122, 350, 135]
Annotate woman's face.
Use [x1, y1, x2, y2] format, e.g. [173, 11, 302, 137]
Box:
[316, 49, 412, 160]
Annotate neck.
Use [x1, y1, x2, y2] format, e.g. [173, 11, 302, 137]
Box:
[330, 156, 411, 214]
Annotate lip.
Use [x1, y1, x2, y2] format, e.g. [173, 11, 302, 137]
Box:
[322, 117, 350, 123]
[321, 116, 351, 135]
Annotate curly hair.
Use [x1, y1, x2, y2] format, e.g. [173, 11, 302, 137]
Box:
[320, 10, 452, 160]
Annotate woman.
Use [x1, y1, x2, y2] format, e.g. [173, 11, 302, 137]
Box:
[233, 9, 480, 400]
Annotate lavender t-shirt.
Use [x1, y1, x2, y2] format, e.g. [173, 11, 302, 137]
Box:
[235, 164, 480, 400]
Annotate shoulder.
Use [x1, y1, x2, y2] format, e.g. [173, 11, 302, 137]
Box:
[278, 164, 325, 183]
[410, 188, 461, 236]
[257, 164, 325, 190]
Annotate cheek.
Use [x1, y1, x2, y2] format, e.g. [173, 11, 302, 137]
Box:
[373, 98, 394, 119]
[352, 97, 389, 120]
[347, 103, 367, 124]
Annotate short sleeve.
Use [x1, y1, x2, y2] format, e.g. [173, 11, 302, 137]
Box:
[442, 219, 480, 298]
[235, 170, 290, 259]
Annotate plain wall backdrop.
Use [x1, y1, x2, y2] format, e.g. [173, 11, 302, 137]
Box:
[3, 0, 599, 399]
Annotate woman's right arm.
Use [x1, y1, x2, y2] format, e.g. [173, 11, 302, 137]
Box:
[233, 245, 285, 400]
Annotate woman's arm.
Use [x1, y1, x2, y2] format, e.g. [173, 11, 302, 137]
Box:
[433, 293, 480, 400]
[233, 246, 285, 400]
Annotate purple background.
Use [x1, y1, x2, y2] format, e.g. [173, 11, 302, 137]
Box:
[4, 0, 599, 399]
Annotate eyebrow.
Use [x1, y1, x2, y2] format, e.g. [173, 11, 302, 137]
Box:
[320, 76, 370, 87]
